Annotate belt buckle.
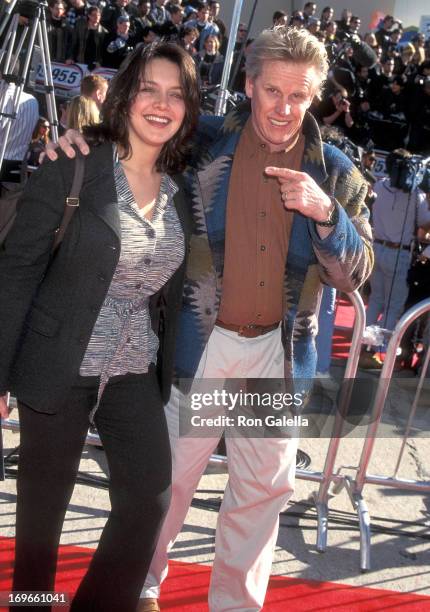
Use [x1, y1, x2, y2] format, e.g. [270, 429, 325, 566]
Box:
[238, 324, 258, 337]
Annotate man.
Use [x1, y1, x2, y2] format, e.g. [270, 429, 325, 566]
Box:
[67, 6, 107, 69]
[364, 149, 430, 363]
[155, 5, 184, 41]
[209, 0, 227, 53]
[101, 0, 137, 34]
[102, 15, 134, 69]
[149, 0, 171, 26]
[80, 74, 108, 110]
[375, 14, 395, 51]
[0, 61, 39, 190]
[46, 1, 70, 62]
[65, 0, 86, 30]
[49, 26, 373, 611]
[302, 1, 316, 25]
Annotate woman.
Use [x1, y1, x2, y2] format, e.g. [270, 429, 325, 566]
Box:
[67, 94, 100, 130]
[194, 34, 224, 87]
[179, 25, 198, 56]
[25, 116, 50, 167]
[0, 41, 199, 612]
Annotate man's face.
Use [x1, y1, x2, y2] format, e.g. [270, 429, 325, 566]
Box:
[140, 2, 151, 15]
[245, 60, 318, 152]
[117, 20, 129, 35]
[236, 24, 247, 42]
[117, 0, 129, 7]
[93, 83, 108, 108]
[210, 2, 220, 18]
[350, 18, 361, 32]
[383, 59, 394, 75]
[197, 7, 210, 23]
[88, 8, 101, 26]
[51, 3, 65, 19]
[156, 0, 167, 6]
[304, 3, 316, 17]
[71, 0, 85, 8]
[358, 66, 368, 80]
[171, 9, 184, 24]
[326, 21, 337, 36]
[322, 7, 333, 21]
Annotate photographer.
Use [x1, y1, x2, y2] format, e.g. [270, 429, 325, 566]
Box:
[317, 87, 354, 133]
[102, 15, 135, 68]
[365, 150, 430, 356]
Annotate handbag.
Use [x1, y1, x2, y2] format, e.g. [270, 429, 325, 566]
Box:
[0, 154, 85, 249]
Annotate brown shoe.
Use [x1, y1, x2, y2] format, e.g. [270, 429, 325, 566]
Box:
[137, 598, 160, 612]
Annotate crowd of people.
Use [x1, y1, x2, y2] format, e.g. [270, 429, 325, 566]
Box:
[2, 1, 430, 155]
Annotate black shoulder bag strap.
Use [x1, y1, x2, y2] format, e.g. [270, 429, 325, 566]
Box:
[52, 153, 85, 253]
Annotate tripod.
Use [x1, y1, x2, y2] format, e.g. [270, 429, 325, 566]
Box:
[0, 0, 59, 177]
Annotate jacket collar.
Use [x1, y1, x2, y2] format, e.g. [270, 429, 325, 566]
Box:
[82, 141, 192, 243]
[200, 101, 328, 185]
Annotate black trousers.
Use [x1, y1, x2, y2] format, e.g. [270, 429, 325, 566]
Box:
[12, 368, 172, 612]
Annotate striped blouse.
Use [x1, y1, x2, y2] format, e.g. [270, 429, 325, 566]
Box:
[79, 148, 185, 409]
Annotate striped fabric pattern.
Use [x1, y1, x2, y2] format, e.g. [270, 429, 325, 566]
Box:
[80, 151, 185, 406]
[0, 84, 39, 161]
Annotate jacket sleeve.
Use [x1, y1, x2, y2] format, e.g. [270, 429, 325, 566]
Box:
[0, 159, 67, 393]
[307, 152, 374, 293]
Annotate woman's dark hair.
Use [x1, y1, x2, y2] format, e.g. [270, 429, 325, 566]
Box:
[85, 41, 200, 173]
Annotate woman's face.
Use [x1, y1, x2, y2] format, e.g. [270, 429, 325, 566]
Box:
[205, 36, 218, 55]
[128, 58, 186, 153]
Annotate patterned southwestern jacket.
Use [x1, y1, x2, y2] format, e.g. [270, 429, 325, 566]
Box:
[175, 105, 374, 382]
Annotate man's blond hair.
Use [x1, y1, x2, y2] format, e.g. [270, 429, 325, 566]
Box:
[245, 26, 329, 91]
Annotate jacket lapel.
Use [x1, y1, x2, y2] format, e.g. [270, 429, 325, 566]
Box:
[83, 143, 121, 242]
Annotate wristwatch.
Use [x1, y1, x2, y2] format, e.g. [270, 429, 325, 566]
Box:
[315, 199, 339, 227]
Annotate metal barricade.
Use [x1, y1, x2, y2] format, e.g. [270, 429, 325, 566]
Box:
[338, 297, 430, 571]
[1, 290, 367, 547]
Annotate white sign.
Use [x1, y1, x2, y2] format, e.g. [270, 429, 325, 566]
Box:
[34, 62, 87, 99]
[373, 150, 388, 178]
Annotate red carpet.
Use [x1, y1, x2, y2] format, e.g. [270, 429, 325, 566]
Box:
[332, 295, 355, 362]
[1, 537, 429, 611]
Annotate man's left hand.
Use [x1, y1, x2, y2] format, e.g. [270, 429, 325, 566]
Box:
[265, 166, 332, 223]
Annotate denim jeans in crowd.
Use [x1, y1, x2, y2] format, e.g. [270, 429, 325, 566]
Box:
[366, 241, 411, 337]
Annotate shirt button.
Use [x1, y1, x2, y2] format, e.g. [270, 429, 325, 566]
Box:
[144, 257, 151, 265]
[205, 308, 212, 315]
[107, 244, 117, 251]
[126, 337, 131, 343]
[257, 313, 262, 319]
[259, 281, 265, 287]
[260, 245, 266, 251]
[147, 229, 155, 239]
[260, 211, 266, 218]
[260, 143, 266, 149]
[135, 283, 142, 289]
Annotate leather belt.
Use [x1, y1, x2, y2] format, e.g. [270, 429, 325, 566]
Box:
[215, 320, 280, 338]
[375, 238, 410, 251]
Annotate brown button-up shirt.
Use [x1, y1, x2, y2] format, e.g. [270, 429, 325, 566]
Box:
[217, 118, 305, 326]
